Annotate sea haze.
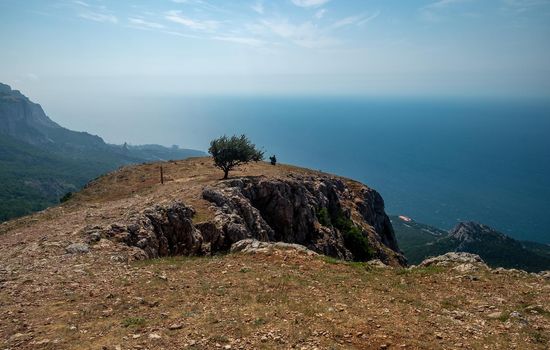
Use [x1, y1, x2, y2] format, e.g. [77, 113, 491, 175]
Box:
[50, 96, 550, 244]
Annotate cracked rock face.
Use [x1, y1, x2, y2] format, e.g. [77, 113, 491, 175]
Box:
[202, 175, 405, 266]
[91, 202, 203, 259]
[88, 175, 405, 266]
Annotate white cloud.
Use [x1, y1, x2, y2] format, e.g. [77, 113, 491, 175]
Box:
[261, 19, 338, 48]
[357, 11, 381, 26]
[331, 11, 380, 29]
[128, 17, 165, 29]
[252, 1, 264, 14]
[420, 0, 472, 22]
[291, 0, 331, 8]
[212, 35, 264, 46]
[165, 10, 220, 31]
[79, 12, 118, 23]
[315, 8, 327, 19]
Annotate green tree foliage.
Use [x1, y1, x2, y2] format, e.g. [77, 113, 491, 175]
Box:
[269, 155, 277, 166]
[208, 135, 264, 179]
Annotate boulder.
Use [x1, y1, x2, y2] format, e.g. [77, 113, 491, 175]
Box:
[65, 243, 89, 254]
[419, 252, 487, 268]
[230, 239, 318, 256]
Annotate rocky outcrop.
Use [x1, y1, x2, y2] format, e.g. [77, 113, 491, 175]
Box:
[87, 202, 203, 259]
[418, 252, 486, 267]
[230, 239, 318, 256]
[202, 176, 405, 265]
[86, 174, 406, 266]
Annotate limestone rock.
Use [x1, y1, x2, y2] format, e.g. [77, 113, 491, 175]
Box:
[65, 243, 89, 254]
[92, 175, 405, 265]
[230, 239, 318, 256]
[419, 252, 487, 268]
[203, 175, 405, 265]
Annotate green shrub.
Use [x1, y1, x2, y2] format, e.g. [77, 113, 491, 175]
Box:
[122, 317, 146, 327]
[316, 207, 373, 261]
[316, 207, 332, 226]
[343, 226, 373, 261]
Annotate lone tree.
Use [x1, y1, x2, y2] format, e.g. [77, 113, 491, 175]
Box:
[269, 155, 277, 166]
[208, 134, 264, 179]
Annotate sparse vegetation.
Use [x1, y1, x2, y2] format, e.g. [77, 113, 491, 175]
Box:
[122, 317, 146, 328]
[316, 207, 373, 261]
[316, 207, 331, 226]
[208, 134, 264, 179]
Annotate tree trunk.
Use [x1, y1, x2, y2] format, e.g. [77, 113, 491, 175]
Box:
[223, 169, 229, 179]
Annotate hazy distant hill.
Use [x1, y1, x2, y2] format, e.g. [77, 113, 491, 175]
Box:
[0, 82, 204, 221]
[392, 216, 550, 272]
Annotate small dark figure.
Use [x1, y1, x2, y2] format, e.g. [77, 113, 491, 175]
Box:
[269, 155, 277, 166]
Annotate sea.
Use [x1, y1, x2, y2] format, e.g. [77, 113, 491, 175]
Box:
[55, 95, 550, 243]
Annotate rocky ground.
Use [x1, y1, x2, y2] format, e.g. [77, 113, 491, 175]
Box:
[1, 158, 549, 349]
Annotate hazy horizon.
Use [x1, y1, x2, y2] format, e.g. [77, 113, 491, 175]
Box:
[1, 0, 550, 101]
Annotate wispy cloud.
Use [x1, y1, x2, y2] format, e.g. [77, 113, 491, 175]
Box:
[425, 0, 471, 9]
[165, 10, 220, 31]
[79, 12, 118, 23]
[420, 0, 472, 22]
[252, 1, 264, 15]
[291, 0, 331, 8]
[73, 0, 118, 24]
[128, 17, 165, 29]
[212, 35, 264, 46]
[260, 19, 337, 48]
[73, 1, 90, 7]
[315, 8, 327, 19]
[330, 11, 380, 29]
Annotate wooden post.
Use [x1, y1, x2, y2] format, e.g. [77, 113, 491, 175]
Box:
[160, 165, 164, 185]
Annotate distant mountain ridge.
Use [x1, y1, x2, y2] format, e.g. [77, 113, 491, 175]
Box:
[0, 82, 205, 221]
[392, 216, 550, 272]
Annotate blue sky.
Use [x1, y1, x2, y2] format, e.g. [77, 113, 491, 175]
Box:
[1, 0, 550, 98]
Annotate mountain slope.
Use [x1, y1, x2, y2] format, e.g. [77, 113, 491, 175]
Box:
[0, 83, 204, 221]
[0, 159, 548, 349]
[392, 216, 550, 272]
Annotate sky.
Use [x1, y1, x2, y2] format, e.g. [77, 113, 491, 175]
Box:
[1, 0, 550, 100]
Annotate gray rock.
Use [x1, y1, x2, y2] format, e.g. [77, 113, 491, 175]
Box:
[203, 176, 405, 265]
[65, 243, 89, 254]
[418, 252, 487, 268]
[230, 239, 318, 256]
[94, 175, 406, 265]
[366, 259, 389, 268]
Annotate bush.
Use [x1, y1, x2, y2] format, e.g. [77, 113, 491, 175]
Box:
[316, 207, 373, 261]
[343, 226, 373, 261]
[316, 207, 332, 226]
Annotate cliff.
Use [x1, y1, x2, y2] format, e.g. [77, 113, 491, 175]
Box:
[79, 160, 404, 265]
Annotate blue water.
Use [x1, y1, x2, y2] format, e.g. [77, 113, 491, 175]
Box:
[65, 96, 550, 243]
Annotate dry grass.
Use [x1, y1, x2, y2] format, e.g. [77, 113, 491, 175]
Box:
[0, 158, 549, 349]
